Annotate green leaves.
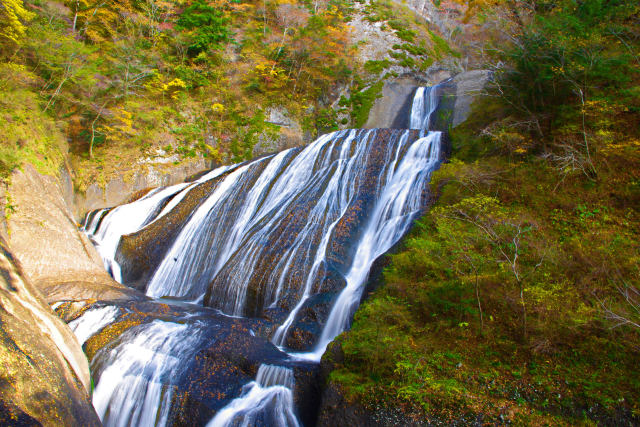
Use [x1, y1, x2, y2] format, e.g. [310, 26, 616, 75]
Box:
[493, 0, 639, 142]
[177, 1, 231, 56]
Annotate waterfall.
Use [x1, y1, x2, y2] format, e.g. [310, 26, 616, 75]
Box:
[409, 85, 440, 130]
[91, 320, 204, 427]
[77, 84, 444, 426]
[85, 164, 233, 282]
[85, 185, 188, 281]
[82, 208, 108, 234]
[305, 131, 441, 361]
[69, 306, 119, 345]
[206, 365, 299, 427]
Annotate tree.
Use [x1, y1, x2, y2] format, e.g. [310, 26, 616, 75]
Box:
[600, 281, 640, 333]
[176, 0, 231, 56]
[0, 0, 34, 54]
[487, 0, 639, 160]
[433, 195, 543, 340]
[27, 23, 97, 113]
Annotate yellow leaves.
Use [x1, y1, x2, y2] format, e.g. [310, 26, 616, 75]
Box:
[99, 107, 136, 142]
[250, 60, 289, 91]
[162, 78, 187, 91]
[204, 143, 222, 162]
[601, 137, 640, 154]
[211, 103, 225, 113]
[228, 2, 252, 12]
[0, 0, 35, 49]
[147, 77, 187, 100]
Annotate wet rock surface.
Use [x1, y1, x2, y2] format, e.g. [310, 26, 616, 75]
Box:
[284, 292, 337, 351]
[116, 167, 242, 290]
[71, 299, 321, 425]
[206, 129, 423, 322]
[75, 122, 444, 425]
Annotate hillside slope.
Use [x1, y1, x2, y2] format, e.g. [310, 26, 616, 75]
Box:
[320, 0, 640, 424]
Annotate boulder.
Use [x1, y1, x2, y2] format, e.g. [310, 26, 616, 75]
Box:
[253, 107, 307, 157]
[0, 238, 100, 425]
[5, 164, 136, 303]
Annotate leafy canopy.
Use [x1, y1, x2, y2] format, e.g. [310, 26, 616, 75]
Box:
[0, 0, 34, 53]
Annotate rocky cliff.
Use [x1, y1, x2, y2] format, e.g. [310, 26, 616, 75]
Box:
[0, 237, 100, 425]
[4, 164, 141, 303]
[364, 70, 490, 131]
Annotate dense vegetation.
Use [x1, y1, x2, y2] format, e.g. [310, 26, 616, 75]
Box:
[0, 0, 356, 186]
[2, 0, 639, 423]
[0, 0, 447, 190]
[327, 0, 640, 424]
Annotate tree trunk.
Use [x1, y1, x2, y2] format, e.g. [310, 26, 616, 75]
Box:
[475, 269, 483, 330]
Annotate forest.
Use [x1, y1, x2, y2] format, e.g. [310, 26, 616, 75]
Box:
[1, 0, 639, 424]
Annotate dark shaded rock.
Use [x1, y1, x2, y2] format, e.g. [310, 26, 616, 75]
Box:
[76, 297, 325, 426]
[170, 325, 289, 426]
[317, 340, 427, 427]
[317, 381, 428, 427]
[0, 238, 100, 426]
[285, 292, 337, 351]
[292, 362, 322, 427]
[0, 400, 42, 427]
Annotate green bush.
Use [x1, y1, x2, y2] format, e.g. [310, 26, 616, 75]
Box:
[363, 59, 390, 74]
[177, 1, 231, 56]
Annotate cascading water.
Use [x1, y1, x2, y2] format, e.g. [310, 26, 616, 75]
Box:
[85, 185, 187, 281]
[409, 85, 440, 130]
[306, 130, 441, 361]
[206, 365, 299, 427]
[75, 84, 444, 426]
[84, 165, 234, 282]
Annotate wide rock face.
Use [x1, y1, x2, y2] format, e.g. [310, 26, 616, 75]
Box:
[5, 164, 137, 303]
[440, 70, 491, 128]
[364, 71, 490, 131]
[114, 129, 432, 352]
[73, 157, 212, 221]
[364, 77, 426, 129]
[0, 238, 100, 426]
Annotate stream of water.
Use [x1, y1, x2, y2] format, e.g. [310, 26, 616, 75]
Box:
[74, 84, 443, 426]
